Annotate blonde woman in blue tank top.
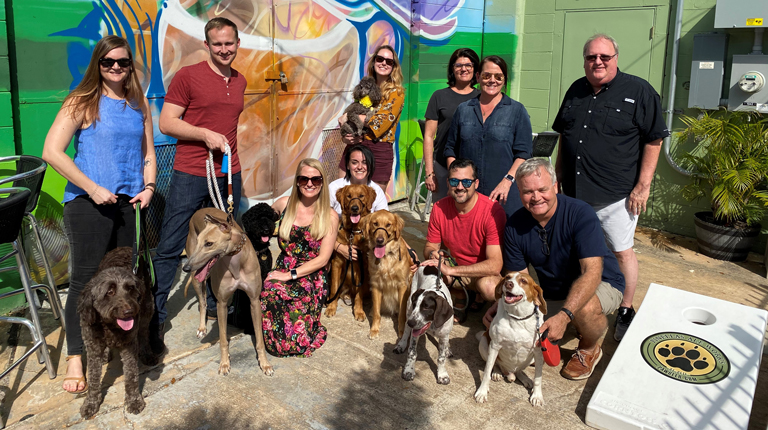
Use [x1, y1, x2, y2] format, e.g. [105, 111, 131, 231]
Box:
[42, 36, 156, 394]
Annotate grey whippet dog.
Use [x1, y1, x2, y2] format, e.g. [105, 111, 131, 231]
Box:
[181, 207, 274, 376]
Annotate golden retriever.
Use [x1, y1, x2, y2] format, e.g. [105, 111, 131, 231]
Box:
[359, 210, 413, 339]
[326, 184, 377, 320]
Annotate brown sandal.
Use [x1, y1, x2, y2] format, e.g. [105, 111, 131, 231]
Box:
[63, 355, 88, 394]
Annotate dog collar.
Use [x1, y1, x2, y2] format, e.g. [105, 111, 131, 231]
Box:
[228, 232, 247, 256]
[507, 304, 538, 321]
[358, 95, 373, 109]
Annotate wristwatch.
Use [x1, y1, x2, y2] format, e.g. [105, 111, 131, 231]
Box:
[290, 269, 298, 280]
[504, 174, 515, 182]
[560, 307, 575, 322]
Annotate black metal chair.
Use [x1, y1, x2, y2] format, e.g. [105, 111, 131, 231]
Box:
[531, 131, 560, 160]
[0, 187, 56, 380]
[410, 119, 433, 221]
[0, 155, 65, 331]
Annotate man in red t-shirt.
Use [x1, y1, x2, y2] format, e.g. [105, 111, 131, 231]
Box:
[423, 158, 507, 321]
[149, 17, 247, 354]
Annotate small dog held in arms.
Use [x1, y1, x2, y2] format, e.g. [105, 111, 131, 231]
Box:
[181, 207, 273, 376]
[393, 265, 454, 384]
[339, 76, 383, 138]
[475, 271, 547, 407]
[78, 247, 159, 419]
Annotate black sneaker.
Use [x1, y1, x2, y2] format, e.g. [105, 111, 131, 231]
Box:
[148, 322, 167, 356]
[614, 306, 635, 342]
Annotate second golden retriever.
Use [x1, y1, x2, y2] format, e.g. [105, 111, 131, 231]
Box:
[359, 210, 413, 339]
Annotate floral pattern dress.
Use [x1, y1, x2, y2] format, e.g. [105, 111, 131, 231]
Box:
[260, 221, 328, 357]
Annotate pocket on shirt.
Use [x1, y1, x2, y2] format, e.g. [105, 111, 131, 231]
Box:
[603, 102, 636, 136]
[560, 100, 584, 129]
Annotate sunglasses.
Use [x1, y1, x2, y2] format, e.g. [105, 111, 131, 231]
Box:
[374, 55, 395, 67]
[538, 228, 550, 257]
[454, 62, 474, 70]
[584, 54, 617, 63]
[99, 57, 132, 68]
[448, 178, 475, 188]
[480, 72, 505, 82]
[297, 175, 323, 186]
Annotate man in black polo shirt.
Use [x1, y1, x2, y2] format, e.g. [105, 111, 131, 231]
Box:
[488, 158, 625, 380]
[552, 34, 669, 341]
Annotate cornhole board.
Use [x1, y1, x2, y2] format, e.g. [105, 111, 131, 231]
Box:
[586, 283, 768, 430]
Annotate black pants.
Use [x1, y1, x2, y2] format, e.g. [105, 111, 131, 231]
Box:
[63, 195, 135, 356]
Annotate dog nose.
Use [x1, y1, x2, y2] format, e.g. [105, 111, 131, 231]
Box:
[408, 319, 417, 328]
[182, 263, 191, 272]
[376, 237, 385, 245]
[351, 205, 359, 212]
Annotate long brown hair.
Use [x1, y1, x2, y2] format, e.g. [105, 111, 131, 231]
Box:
[63, 35, 144, 125]
[367, 45, 404, 98]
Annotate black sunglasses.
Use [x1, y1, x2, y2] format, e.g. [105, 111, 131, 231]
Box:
[297, 175, 323, 186]
[538, 228, 550, 257]
[584, 54, 617, 63]
[374, 55, 395, 67]
[448, 178, 474, 188]
[99, 57, 132, 68]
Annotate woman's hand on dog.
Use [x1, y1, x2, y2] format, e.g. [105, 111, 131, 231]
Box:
[266, 270, 291, 283]
[130, 189, 154, 210]
[337, 243, 359, 261]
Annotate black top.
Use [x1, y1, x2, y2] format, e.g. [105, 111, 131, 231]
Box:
[552, 70, 669, 206]
[425, 87, 480, 168]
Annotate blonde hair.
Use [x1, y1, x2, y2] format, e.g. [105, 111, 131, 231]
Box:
[279, 158, 332, 241]
[63, 35, 145, 125]
[367, 45, 404, 98]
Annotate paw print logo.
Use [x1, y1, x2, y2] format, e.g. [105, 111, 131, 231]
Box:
[655, 342, 713, 375]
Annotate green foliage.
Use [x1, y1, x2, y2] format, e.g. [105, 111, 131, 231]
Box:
[677, 110, 768, 227]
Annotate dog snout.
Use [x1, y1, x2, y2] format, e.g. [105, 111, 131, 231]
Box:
[375, 236, 385, 245]
[182, 263, 191, 272]
[351, 204, 360, 213]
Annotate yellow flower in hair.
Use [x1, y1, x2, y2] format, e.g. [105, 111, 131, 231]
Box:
[359, 95, 373, 109]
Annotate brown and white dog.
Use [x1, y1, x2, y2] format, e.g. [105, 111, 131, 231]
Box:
[181, 208, 273, 376]
[393, 265, 454, 384]
[326, 184, 377, 320]
[475, 271, 547, 406]
[359, 210, 413, 339]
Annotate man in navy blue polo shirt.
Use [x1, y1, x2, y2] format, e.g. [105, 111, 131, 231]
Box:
[553, 34, 670, 342]
[487, 158, 625, 380]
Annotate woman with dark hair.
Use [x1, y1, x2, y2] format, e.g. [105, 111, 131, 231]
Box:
[444, 55, 532, 218]
[329, 144, 388, 216]
[42, 35, 156, 393]
[339, 44, 405, 193]
[423, 48, 481, 201]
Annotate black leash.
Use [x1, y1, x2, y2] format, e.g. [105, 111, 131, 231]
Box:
[434, 249, 468, 313]
[327, 230, 365, 305]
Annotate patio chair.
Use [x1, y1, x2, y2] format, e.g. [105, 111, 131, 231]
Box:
[0, 155, 65, 331]
[410, 119, 433, 221]
[531, 131, 560, 161]
[0, 187, 57, 380]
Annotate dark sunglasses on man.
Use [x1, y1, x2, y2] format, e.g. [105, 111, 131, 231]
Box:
[99, 57, 132, 68]
[584, 54, 617, 63]
[297, 175, 323, 186]
[448, 178, 474, 188]
[374, 55, 395, 67]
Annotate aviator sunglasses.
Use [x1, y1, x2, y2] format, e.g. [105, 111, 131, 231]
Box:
[448, 178, 475, 188]
[297, 175, 323, 186]
[480, 72, 504, 82]
[99, 57, 132, 68]
[374, 55, 396, 67]
[584, 54, 617, 63]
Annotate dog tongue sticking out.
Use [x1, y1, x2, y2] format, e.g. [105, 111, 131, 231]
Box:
[116, 318, 134, 331]
[374, 245, 386, 259]
[351, 214, 361, 224]
[195, 256, 220, 282]
[505, 290, 523, 304]
[412, 322, 431, 337]
[261, 236, 270, 243]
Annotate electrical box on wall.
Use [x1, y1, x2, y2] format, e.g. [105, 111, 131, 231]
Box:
[688, 33, 728, 110]
[714, 0, 767, 28]
[727, 55, 768, 112]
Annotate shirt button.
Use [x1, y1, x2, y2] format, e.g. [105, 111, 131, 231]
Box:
[593, 96, 596, 99]
[583, 125, 587, 128]
[577, 172, 581, 175]
[577, 156, 581, 159]
[579, 140, 583, 143]
[588, 110, 592, 114]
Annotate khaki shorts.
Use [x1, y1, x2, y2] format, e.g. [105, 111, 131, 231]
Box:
[544, 281, 623, 318]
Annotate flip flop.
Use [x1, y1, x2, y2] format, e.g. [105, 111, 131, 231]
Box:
[63, 376, 88, 394]
[468, 294, 486, 312]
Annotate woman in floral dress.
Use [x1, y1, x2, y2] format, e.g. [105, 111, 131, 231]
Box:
[262, 158, 339, 356]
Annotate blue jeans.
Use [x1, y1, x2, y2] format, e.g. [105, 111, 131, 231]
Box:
[152, 170, 241, 325]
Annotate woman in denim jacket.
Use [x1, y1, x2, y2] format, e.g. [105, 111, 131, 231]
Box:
[444, 55, 532, 218]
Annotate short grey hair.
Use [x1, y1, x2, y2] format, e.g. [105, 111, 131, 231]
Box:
[583, 34, 619, 57]
[515, 158, 557, 186]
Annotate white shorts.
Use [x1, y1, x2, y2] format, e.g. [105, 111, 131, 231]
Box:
[593, 198, 639, 252]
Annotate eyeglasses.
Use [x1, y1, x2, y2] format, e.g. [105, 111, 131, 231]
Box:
[538, 228, 550, 257]
[480, 72, 504, 82]
[99, 57, 132, 68]
[454, 62, 474, 70]
[297, 175, 323, 186]
[448, 178, 474, 188]
[374, 55, 395, 67]
[584, 54, 617, 63]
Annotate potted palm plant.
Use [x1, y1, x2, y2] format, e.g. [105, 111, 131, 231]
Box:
[677, 109, 768, 261]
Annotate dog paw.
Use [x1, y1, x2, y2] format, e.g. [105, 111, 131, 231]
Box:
[437, 375, 451, 385]
[402, 370, 415, 381]
[474, 388, 489, 404]
[196, 328, 207, 339]
[529, 391, 545, 407]
[491, 371, 505, 382]
[125, 396, 146, 414]
[80, 400, 100, 419]
[354, 312, 366, 322]
[368, 329, 379, 339]
[393, 344, 407, 354]
[261, 364, 274, 377]
[324, 307, 337, 318]
[218, 362, 231, 376]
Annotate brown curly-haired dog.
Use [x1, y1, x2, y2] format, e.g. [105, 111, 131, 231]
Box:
[78, 247, 158, 419]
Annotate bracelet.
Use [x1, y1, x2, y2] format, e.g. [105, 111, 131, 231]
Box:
[426, 172, 436, 179]
[89, 184, 99, 198]
[144, 182, 156, 192]
[560, 307, 575, 322]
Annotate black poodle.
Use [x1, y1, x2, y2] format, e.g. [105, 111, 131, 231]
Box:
[78, 246, 158, 419]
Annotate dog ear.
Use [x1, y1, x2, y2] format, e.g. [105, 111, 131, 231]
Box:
[393, 213, 404, 241]
[531, 278, 547, 315]
[358, 214, 369, 239]
[433, 294, 454, 328]
[78, 278, 100, 326]
[336, 187, 346, 207]
[365, 186, 376, 211]
[494, 277, 505, 301]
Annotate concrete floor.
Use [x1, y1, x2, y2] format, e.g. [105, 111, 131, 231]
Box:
[1, 201, 767, 429]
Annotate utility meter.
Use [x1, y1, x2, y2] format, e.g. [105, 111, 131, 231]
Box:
[738, 71, 765, 93]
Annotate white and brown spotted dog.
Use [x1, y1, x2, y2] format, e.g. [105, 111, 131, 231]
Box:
[475, 271, 547, 406]
[393, 265, 454, 384]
